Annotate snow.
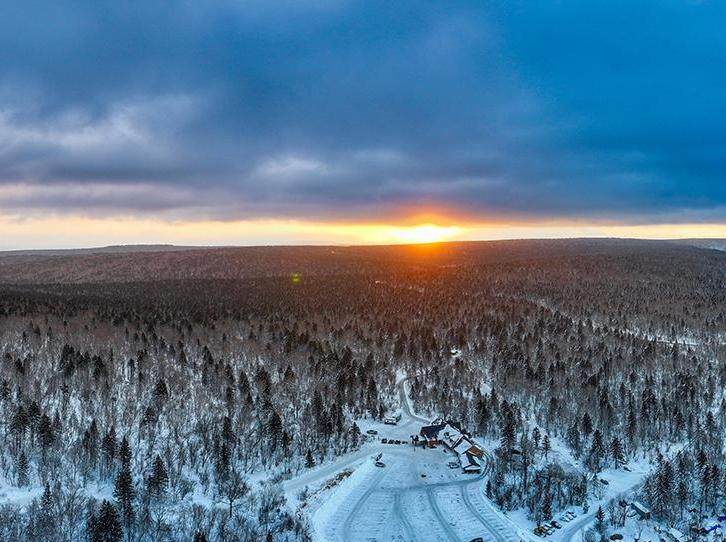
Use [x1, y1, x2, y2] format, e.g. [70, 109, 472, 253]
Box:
[283, 378, 656, 542]
[546, 460, 650, 542]
[0, 482, 43, 507]
[284, 379, 526, 542]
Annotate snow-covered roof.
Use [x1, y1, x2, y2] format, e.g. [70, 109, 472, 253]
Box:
[630, 501, 651, 514]
[454, 439, 474, 455]
[440, 423, 464, 447]
[461, 452, 481, 470]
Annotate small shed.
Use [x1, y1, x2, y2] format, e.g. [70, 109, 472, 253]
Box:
[630, 501, 651, 521]
[461, 452, 482, 474]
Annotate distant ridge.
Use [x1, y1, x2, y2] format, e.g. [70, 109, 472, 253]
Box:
[671, 238, 726, 251]
[0, 238, 724, 285]
[0, 244, 205, 256]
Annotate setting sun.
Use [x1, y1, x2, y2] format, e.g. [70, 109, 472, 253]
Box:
[386, 224, 463, 244]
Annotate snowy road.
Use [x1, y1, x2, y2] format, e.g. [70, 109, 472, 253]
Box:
[286, 379, 523, 542]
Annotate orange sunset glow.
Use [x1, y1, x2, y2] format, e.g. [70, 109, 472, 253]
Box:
[2, 214, 726, 250]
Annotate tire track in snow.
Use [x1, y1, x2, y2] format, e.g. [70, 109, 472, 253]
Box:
[393, 491, 417, 542]
[459, 484, 507, 542]
[341, 467, 387, 542]
[426, 487, 460, 542]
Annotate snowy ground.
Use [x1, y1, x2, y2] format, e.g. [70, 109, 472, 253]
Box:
[284, 379, 525, 542]
[283, 379, 653, 542]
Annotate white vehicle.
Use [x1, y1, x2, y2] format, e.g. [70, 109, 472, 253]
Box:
[383, 413, 402, 425]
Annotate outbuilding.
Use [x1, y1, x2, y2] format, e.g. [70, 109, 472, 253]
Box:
[461, 452, 482, 474]
[630, 501, 651, 521]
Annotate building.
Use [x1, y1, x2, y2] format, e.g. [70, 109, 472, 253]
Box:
[419, 420, 486, 473]
[419, 423, 446, 445]
[461, 452, 482, 474]
[629, 502, 651, 521]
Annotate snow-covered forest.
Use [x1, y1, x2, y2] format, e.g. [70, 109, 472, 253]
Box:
[0, 239, 723, 541]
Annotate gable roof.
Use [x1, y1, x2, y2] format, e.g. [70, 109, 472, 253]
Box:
[420, 423, 446, 439]
[462, 452, 481, 469]
[454, 438, 476, 455]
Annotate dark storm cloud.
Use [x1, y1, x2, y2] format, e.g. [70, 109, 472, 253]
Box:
[0, 0, 724, 222]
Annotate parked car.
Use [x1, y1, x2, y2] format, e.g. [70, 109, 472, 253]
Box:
[609, 534, 623, 540]
[381, 438, 388, 443]
[551, 521, 561, 529]
[375, 461, 385, 468]
[469, 538, 484, 542]
[383, 413, 402, 425]
[366, 429, 378, 435]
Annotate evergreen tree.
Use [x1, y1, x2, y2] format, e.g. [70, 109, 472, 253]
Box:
[118, 436, 131, 467]
[609, 437, 626, 468]
[500, 405, 517, 453]
[587, 430, 606, 473]
[305, 449, 315, 468]
[566, 421, 581, 456]
[38, 482, 56, 538]
[153, 378, 169, 403]
[653, 460, 674, 520]
[542, 434, 551, 460]
[38, 413, 55, 457]
[114, 440, 135, 539]
[581, 412, 593, 438]
[542, 492, 552, 521]
[532, 427, 541, 452]
[101, 427, 117, 477]
[475, 396, 490, 435]
[91, 500, 123, 542]
[147, 455, 168, 499]
[626, 404, 638, 448]
[267, 409, 283, 453]
[16, 451, 29, 487]
[222, 416, 235, 445]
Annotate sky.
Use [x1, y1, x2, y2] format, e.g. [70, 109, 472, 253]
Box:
[1, 0, 725, 248]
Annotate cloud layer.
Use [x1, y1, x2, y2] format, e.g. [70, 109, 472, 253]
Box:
[0, 1, 724, 224]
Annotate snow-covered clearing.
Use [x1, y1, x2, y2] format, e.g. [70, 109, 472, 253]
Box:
[283, 378, 653, 542]
[283, 379, 525, 542]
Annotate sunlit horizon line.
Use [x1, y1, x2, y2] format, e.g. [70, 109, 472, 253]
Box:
[0, 214, 725, 251]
